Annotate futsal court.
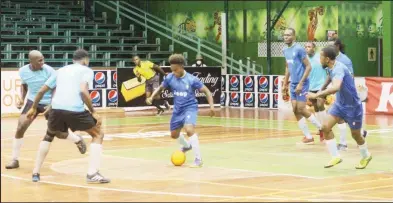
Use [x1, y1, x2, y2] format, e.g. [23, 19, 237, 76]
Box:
[1, 107, 392, 202]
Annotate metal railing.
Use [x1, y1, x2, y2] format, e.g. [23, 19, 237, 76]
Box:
[96, 1, 263, 75]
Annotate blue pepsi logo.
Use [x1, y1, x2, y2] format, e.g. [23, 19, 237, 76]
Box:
[244, 76, 253, 88]
[90, 90, 101, 103]
[94, 72, 106, 84]
[107, 90, 118, 102]
[259, 93, 268, 103]
[230, 92, 239, 102]
[220, 92, 226, 103]
[245, 93, 254, 104]
[230, 76, 239, 88]
[259, 76, 268, 88]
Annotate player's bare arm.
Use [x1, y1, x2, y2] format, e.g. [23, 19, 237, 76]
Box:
[309, 78, 342, 99]
[152, 64, 167, 76]
[282, 63, 290, 96]
[16, 84, 28, 109]
[26, 85, 51, 119]
[296, 57, 312, 94]
[320, 74, 332, 91]
[199, 85, 215, 117]
[80, 81, 101, 127]
[146, 85, 165, 105]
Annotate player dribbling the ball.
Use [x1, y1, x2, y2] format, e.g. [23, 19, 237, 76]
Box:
[146, 54, 215, 168]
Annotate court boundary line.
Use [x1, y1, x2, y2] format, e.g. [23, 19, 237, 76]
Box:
[2, 173, 392, 202]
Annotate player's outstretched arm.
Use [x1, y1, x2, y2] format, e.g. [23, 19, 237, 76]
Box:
[80, 82, 95, 114]
[146, 85, 165, 105]
[315, 78, 342, 98]
[199, 85, 215, 117]
[320, 74, 332, 91]
[152, 64, 167, 76]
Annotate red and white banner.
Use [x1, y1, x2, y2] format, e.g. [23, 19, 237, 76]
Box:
[365, 77, 393, 115]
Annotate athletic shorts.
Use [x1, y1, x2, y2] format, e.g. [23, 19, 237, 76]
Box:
[290, 82, 309, 102]
[145, 74, 160, 93]
[328, 103, 363, 130]
[170, 108, 198, 131]
[47, 109, 97, 132]
[21, 99, 49, 119]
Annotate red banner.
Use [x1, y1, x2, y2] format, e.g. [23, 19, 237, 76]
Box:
[365, 77, 393, 115]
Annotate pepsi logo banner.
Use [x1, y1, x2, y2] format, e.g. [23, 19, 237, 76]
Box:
[272, 75, 279, 93]
[272, 93, 278, 108]
[228, 75, 240, 92]
[257, 76, 270, 93]
[243, 76, 255, 92]
[220, 91, 227, 106]
[93, 71, 107, 89]
[221, 75, 226, 92]
[89, 89, 103, 107]
[111, 71, 117, 89]
[229, 92, 241, 107]
[258, 93, 270, 108]
[243, 92, 255, 107]
[106, 89, 118, 107]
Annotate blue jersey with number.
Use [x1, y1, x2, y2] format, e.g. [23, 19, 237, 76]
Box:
[283, 43, 309, 84]
[328, 61, 361, 107]
[162, 72, 204, 112]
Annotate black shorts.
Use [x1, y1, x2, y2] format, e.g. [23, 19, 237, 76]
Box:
[21, 99, 49, 119]
[309, 90, 326, 101]
[47, 109, 97, 132]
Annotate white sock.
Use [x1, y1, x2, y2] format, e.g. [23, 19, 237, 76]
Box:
[307, 114, 322, 130]
[88, 143, 102, 175]
[66, 130, 81, 143]
[189, 134, 201, 160]
[298, 117, 312, 139]
[325, 138, 340, 158]
[358, 142, 371, 159]
[33, 141, 51, 174]
[338, 123, 347, 145]
[177, 134, 190, 148]
[12, 138, 24, 161]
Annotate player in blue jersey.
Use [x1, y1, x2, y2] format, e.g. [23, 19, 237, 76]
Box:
[321, 39, 367, 151]
[282, 28, 323, 144]
[308, 46, 372, 169]
[305, 42, 328, 142]
[146, 54, 215, 167]
[26, 49, 109, 183]
[5, 50, 85, 170]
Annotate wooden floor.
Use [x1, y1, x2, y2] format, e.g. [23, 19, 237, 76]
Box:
[1, 107, 393, 202]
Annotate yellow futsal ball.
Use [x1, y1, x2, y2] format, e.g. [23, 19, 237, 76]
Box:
[171, 150, 186, 166]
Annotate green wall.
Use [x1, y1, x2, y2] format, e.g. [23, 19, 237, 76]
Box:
[98, 1, 385, 76]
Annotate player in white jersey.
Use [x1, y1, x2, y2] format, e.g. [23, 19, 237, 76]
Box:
[5, 50, 85, 170]
[27, 49, 109, 183]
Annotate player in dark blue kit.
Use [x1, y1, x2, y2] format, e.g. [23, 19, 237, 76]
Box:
[146, 54, 215, 167]
[308, 46, 372, 169]
[282, 28, 323, 144]
[321, 39, 367, 151]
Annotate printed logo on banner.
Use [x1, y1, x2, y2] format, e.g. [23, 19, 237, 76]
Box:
[273, 76, 279, 93]
[93, 71, 107, 89]
[258, 76, 270, 93]
[243, 93, 255, 107]
[229, 92, 241, 107]
[106, 89, 118, 107]
[272, 93, 278, 108]
[229, 75, 240, 91]
[111, 71, 117, 88]
[243, 76, 255, 92]
[220, 92, 226, 106]
[258, 93, 270, 108]
[221, 75, 226, 91]
[89, 90, 102, 107]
